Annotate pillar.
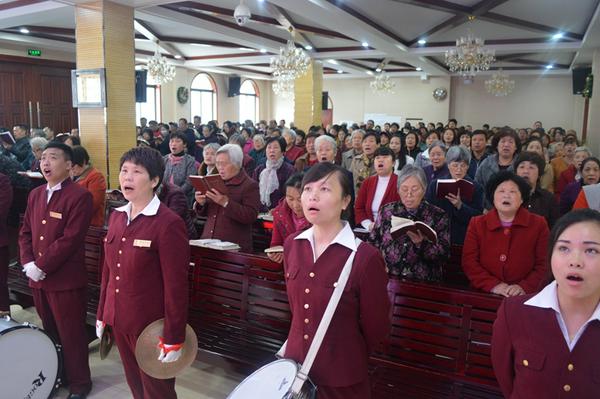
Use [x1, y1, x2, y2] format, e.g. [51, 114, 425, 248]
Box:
[75, 1, 136, 188]
[586, 49, 600, 155]
[294, 60, 323, 131]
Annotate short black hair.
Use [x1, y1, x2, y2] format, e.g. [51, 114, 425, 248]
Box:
[302, 162, 353, 220]
[44, 141, 73, 161]
[71, 145, 90, 167]
[363, 130, 380, 144]
[14, 124, 29, 132]
[66, 135, 81, 146]
[119, 147, 165, 191]
[485, 171, 531, 206]
[548, 209, 600, 272]
[374, 146, 396, 161]
[265, 136, 286, 153]
[170, 131, 188, 145]
[514, 151, 546, 177]
[580, 156, 600, 172]
[285, 173, 304, 191]
[391, 122, 400, 129]
[491, 128, 521, 154]
[448, 118, 458, 124]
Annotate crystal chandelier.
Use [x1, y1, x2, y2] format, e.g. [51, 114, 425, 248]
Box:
[272, 78, 294, 98]
[270, 39, 310, 82]
[485, 69, 515, 96]
[370, 71, 395, 94]
[147, 42, 176, 85]
[445, 29, 495, 78]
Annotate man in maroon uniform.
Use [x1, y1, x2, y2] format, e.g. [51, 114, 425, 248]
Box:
[19, 142, 93, 399]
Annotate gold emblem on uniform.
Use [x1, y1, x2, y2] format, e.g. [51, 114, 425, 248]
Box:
[133, 239, 152, 248]
[49, 211, 62, 219]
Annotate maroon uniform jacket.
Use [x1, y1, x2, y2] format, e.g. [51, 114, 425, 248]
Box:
[462, 207, 549, 294]
[19, 178, 93, 291]
[0, 173, 13, 247]
[97, 201, 190, 344]
[354, 173, 400, 226]
[492, 293, 600, 398]
[196, 170, 260, 252]
[283, 227, 390, 387]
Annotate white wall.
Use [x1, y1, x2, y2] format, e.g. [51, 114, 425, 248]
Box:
[450, 75, 584, 131]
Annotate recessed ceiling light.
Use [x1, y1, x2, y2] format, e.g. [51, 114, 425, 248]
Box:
[239, 47, 254, 51]
[546, 64, 554, 69]
[416, 67, 423, 71]
[328, 59, 338, 65]
[552, 32, 564, 40]
[366, 70, 373, 75]
[417, 39, 427, 45]
[260, 48, 267, 53]
[174, 55, 182, 59]
[20, 27, 29, 34]
[192, 43, 212, 47]
[361, 41, 369, 47]
[305, 45, 313, 50]
[337, 69, 343, 74]
[375, 67, 382, 72]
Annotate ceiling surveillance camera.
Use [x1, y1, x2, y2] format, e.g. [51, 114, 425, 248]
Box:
[234, 3, 251, 26]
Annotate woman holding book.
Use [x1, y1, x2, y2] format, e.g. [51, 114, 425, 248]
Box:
[369, 165, 450, 281]
[462, 171, 549, 296]
[425, 146, 483, 245]
[492, 209, 600, 399]
[267, 173, 310, 263]
[283, 162, 390, 398]
[354, 147, 400, 231]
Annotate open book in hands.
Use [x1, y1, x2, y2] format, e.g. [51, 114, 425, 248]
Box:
[390, 215, 437, 244]
[189, 175, 228, 195]
[436, 178, 474, 202]
[0, 131, 16, 145]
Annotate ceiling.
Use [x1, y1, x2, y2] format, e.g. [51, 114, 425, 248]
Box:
[0, 0, 599, 80]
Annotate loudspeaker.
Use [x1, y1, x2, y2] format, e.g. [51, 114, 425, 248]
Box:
[572, 67, 591, 95]
[322, 91, 329, 110]
[228, 77, 241, 97]
[135, 70, 147, 103]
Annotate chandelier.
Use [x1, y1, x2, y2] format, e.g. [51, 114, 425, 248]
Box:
[270, 31, 310, 97]
[445, 29, 495, 78]
[370, 71, 395, 94]
[485, 69, 515, 96]
[272, 78, 294, 98]
[147, 42, 176, 85]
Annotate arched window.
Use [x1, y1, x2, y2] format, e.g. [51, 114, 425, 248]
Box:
[239, 79, 259, 123]
[191, 73, 217, 122]
[136, 72, 161, 123]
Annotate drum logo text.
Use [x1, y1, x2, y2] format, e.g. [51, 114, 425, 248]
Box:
[25, 371, 46, 399]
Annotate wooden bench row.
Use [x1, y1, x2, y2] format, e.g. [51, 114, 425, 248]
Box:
[7, 227, 503, 398]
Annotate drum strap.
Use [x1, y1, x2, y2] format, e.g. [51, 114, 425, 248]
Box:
[288, 238, 360, 395]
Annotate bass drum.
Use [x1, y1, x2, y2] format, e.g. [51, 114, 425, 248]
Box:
[0, 316, 62, 399]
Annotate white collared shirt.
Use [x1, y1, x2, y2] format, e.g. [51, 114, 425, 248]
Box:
[294, 221, 358, 263]
[525, 281, 600, 351]
[115, 195, 161, 225]
[46, 181, 63, 204]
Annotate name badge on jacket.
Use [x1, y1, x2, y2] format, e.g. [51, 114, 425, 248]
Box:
[49, 211, 62, 219]
[133, 239, 152, 248]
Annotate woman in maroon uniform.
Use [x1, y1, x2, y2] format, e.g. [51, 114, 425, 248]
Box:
[283, 162, 390, 398]
[96, 147, 189, 399]
[492, 209, 600, 398]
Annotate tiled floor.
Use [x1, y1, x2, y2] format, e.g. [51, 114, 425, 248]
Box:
[9, 305, 245, 399]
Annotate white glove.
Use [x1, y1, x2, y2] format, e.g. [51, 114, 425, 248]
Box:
[157, 338, 183, 363]
[23, 263, 46, 282]
[96, 320, 105, 339]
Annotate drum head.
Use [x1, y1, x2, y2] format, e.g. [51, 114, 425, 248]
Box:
[227, 359, 298, 399]
[0, 324, 60, 399]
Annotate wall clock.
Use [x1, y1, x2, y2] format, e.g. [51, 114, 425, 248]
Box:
[433, 87, 448, 101]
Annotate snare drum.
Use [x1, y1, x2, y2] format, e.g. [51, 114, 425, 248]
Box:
[0, 316, 62, 399]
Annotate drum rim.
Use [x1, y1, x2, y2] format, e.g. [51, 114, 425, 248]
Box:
[0, 321, 64, 398]
[227, 359, 299, 398]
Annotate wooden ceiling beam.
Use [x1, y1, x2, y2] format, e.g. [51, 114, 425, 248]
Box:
[263, 1, 315, 50]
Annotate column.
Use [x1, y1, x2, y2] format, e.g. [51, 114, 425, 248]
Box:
[586, 49, 600, 155]
[294, 60, 323, 131]
[75, 1, 136, 188]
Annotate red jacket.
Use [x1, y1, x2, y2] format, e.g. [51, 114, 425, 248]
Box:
[19, 178, 93, 291]
[283, 232, 390, 387]
[97, 203, 189, 344]
[462, 207, 549, 294]
[354, 174, 400, 225]
[555, 164, 577, 200]
[75, 166, 107, 227]
[492, 293, 600, 399]
[285, 145, 306, 163]
[0, 173, 13, 248]
[270, 198, 310, 247]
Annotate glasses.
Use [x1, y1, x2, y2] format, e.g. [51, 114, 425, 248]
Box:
[399, 186, 423, 196]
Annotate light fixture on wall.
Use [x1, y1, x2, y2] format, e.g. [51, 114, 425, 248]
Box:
[270, 27, 311, 97]
[147, 42, 176, 85]
[445, 17, 495, 78]
[485, 69, 515, 96]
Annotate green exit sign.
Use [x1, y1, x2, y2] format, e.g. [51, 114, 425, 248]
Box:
[28, 49, 41, 57]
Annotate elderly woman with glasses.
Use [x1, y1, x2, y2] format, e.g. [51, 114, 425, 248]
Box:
[425, 146, 484, 245]
[369, 165, 450, 281]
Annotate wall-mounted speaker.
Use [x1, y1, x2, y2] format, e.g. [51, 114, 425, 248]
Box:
[322, 91, 329, 110]
[135, 70, 147, 103]
[228, 77, 241, 97]
[572, 67, 591, 95]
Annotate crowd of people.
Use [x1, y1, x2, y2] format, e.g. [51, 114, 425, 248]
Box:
[1, 115, 599, 398]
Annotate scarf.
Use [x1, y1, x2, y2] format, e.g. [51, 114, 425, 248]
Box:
[259, 157, 284, 207]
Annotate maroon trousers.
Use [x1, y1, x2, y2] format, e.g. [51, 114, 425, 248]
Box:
[0, 246, 8, 312]
[31, 287, 91, 394]
[112, 328, 177, 399]
[317, 379, 371, 399]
